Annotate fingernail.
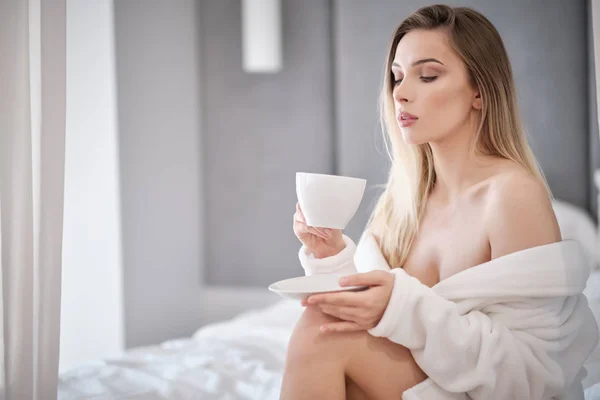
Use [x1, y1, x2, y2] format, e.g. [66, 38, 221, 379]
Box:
[320, 326, 328, 332]
[323, 228, 332, 236]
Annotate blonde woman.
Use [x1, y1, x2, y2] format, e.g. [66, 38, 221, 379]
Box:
[281, 5, 598, 400]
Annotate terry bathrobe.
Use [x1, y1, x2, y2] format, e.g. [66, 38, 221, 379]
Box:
[298, 233, 600, 399]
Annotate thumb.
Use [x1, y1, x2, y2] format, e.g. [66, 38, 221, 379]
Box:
[339, 271, 389, 287]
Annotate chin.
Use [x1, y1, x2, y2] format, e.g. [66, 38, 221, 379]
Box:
[401, 129, 428, 145]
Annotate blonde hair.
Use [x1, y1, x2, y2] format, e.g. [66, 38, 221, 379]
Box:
[366, 4, 551, 269]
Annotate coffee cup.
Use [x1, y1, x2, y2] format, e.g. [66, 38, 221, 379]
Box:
[296, 172, 367, 230]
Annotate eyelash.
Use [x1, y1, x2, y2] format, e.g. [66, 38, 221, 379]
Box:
[393, 76, 438, 86]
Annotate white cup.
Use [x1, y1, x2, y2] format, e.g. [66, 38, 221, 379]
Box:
[296, 172, 367, 230]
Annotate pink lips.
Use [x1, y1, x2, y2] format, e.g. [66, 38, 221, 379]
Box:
[397, 111, 418, 128]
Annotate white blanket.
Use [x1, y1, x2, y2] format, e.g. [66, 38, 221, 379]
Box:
[299, 234, 600, 399]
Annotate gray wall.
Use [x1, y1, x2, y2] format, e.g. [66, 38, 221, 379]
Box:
[201, 0, 334, 287]
[115, 0, 206, 347]
[115, 0, 598, 347]
[115, 0, 277, 348]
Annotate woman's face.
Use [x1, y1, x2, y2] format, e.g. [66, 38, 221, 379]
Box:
[391, 29, 481, 145]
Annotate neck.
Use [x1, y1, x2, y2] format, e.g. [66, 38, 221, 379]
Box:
[429, 120, 493, 201]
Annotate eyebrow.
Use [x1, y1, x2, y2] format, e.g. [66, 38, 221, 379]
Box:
[391, 58, 444, 68]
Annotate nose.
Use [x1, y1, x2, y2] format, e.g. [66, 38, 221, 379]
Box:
[393, 80, 411, 104]
[395, 94, 408, 103]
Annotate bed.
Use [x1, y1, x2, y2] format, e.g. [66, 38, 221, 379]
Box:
[58, 198, 600, 400]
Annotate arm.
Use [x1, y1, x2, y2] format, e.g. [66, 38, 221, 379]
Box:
[298, 234, 358, 276]
[368, 173, 566, 399]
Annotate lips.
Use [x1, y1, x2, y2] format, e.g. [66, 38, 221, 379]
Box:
[397, 111, 418, 127]
[399, 111, 418, 120]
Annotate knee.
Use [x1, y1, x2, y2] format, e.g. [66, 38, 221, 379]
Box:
[287, 306, 338, 355]
[286, 306, 364, 364]
[297, 304, 339, 331]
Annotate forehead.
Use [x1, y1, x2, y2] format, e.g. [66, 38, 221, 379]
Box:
[393, 29, 458, 67]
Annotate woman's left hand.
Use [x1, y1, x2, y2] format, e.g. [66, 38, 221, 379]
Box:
[301, 271, 395, 333]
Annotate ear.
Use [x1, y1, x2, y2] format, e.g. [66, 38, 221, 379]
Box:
[473, 92, 482, 110]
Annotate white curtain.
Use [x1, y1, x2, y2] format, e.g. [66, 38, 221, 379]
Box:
[0, 0, 66, 398]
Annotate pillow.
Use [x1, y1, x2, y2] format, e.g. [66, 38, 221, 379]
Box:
[552, 199, 599, 270]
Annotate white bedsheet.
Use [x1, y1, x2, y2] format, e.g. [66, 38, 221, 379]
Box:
[58, 300, 304, 400]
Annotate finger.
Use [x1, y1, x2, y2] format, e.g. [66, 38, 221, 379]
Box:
[294, 212, 329, 239]
[308, 291, 366, 307]
[319, 305, 360, 321]
[293, 219, 313, 235]
[296, 222, 328, 240]
[294, 204, 331, 238]
[293, 219, 308, 235]
[295, 207, 306, 223]
[294, 212, 305, 224]
[320, 321, 363, 333]
[314, 226, 333, 237]
[339, 271, 390, 287]
[296, 203, 305, 220]
[305, 225, 330, 240]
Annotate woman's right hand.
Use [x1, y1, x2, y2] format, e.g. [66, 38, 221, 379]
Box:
[293, 203, 345, 259]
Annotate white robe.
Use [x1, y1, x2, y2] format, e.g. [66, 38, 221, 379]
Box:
[298, 233, 599, 399]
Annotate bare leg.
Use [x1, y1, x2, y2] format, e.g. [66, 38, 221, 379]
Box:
[280, 306, 349, 400]
[280, 306, 427, 400]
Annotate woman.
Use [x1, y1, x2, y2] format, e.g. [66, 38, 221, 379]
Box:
[281, 5, 598, 400]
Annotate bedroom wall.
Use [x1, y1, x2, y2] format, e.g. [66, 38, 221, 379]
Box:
[114, 0, 207, 347]
[114, 0, 597, 347]
[200, 0, 334, 287]
[114, 0, 280, 348]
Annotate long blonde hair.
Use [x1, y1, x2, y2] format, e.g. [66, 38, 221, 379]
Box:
[366, 5, 551, 269]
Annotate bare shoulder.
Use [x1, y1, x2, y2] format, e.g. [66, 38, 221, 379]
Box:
[482, 164, 561, 260]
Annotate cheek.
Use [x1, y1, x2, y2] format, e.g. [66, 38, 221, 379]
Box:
[398, 82, 473, 144]
[426, 83, 470, 115]
[421, 84, 473, 131]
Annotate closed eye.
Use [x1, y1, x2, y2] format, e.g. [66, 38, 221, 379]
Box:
[393, 76, 438, 86]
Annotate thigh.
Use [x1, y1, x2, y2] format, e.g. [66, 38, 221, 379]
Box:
[281, 306, 351, 400]
[343, 330, 428, 400]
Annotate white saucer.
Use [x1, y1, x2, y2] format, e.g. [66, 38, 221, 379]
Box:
[268, 273, 368, 301]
